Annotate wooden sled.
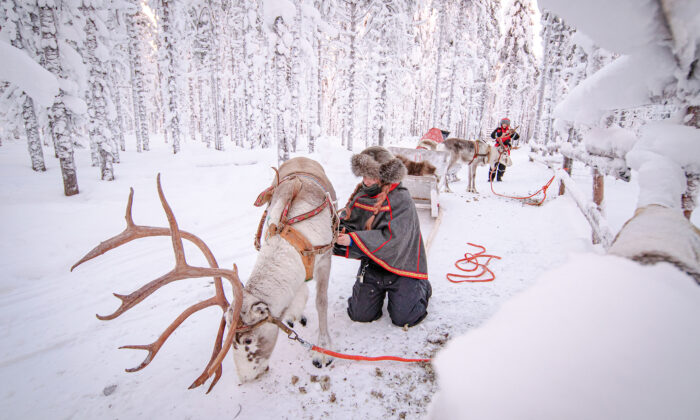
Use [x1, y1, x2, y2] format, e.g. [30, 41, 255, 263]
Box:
[388, 147, 450, 253]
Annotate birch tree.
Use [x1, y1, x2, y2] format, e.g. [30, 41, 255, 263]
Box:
[157, 0, 182, 154]
[39, 0, 79, 195]
[273, 16, 291, 165]
[126, 0, 150, 152]
[83, 3, 115, 180]
[5, 2, 47, 171]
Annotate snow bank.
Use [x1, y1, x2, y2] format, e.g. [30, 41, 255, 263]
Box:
[553, 47, 676, 124]
[582, 127, 637, 158]
[430, 253, 700, 420]
[539, 0, 668, 54]
[0, 39, 59, 107]
[626, 121, 700, 208]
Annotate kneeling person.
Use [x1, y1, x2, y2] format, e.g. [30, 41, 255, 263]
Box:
[334, 146, 431, 328]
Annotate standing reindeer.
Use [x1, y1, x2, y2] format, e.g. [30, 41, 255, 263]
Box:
[441, 138, 498, 193]
[72, 157, 337, 391]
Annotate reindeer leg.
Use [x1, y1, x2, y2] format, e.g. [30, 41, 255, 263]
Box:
[468, 163, 477, 193]
[445, 159, 456, 193]
[312, 252, 333, 368]
[282, 282, 308, 328]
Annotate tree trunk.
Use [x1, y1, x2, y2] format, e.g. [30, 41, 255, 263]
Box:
[188, 76, 198, 142]
[110, 63, 126, 152]
[274, 16, 290, 165]
[39, 3, 79, 196]
[559, 156, 572, 196]
[160, 0, 182, 154]
[432, 3, 445, 128]
[345, 1, 358, 151]
[681, 106, 699, 219]
[22, 95, 46, 172]
[126, 5, 149, 152]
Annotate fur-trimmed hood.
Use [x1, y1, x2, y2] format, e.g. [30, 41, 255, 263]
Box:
[351, 146, 407, 184]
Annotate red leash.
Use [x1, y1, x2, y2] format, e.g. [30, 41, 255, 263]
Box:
[278, 319, 431, 363]
[447, 243, 501, 283]
[490, 150, 555, 206]
[311, 345, 430, 363]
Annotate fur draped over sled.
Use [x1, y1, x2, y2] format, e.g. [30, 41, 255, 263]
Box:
[396, 155, 437, 176]
[351, 146, 407, 184]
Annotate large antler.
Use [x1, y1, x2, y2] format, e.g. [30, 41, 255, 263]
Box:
[72, 174, 244, 393]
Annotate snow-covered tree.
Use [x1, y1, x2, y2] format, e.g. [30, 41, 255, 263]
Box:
[126, 0, 150, 152]
[83, 2, 115, 180]
[497, 0, 538, 129]
[39, 0, 79, 195]
[156, 0, 182, 154]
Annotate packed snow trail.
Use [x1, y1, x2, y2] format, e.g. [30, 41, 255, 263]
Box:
[0, 139, 635, 419]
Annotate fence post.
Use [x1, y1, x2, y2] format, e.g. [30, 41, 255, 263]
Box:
[559, 157, 573, 196]
[592, 168, 605, 244]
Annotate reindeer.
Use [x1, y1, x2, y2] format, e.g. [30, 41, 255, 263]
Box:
[72, 157, 337, 392]
[441, 138, 498, 193]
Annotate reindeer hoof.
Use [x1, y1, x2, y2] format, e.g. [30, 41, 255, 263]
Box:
[300, 316, 307, 327]
[312, 353, 334, 369]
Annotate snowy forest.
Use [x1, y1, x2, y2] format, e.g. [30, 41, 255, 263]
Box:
[1, 0, 697, 207]
[2, 0, 546, 193]
[1, 0, 699, 419]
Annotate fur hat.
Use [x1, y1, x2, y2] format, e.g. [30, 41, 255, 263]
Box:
[351, 146, 407, 184]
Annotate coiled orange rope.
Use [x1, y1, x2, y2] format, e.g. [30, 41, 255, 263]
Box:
[490, 150, 555, 206]
[447, 243, 501, 283]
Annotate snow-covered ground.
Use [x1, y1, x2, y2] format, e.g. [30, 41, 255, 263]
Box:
[0, 137, 695, 419]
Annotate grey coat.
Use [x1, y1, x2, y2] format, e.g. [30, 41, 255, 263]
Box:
[341, 183, 428, 280]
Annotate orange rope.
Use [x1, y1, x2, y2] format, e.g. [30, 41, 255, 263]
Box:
[279, 318, 431, 363]
[490, 150, 555, 206]
[447, 243, 501, 283]
[310, 345, 430, 363]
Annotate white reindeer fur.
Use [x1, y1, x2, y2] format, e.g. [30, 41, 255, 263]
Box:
[232, 177, 334, 382]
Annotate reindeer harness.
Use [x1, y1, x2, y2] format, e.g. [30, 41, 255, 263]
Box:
[254, 171, 338, 281]
[468, 139, 491, 165]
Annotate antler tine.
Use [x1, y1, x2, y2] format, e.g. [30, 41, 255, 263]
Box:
[75, 174, 246, 392]
[202, 317, 226, 393]
[116, 296, 221, 372]
[156, 173, 187, 268]
[71, 188, 138, 271]
[188, 268, 244, 391]
[155, 175, 246, 392]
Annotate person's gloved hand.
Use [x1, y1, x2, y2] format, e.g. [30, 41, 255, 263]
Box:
[333, 243, 348, 256]
[333, 231, 351, 256]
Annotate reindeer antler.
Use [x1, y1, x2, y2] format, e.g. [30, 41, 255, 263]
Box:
[72, 174, 244, 393]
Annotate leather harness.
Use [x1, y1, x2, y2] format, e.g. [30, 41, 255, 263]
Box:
[468, 140, 491, 165]
[254, 172, 338, 281]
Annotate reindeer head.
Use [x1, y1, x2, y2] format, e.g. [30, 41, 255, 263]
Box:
[230, 297, 280, 382]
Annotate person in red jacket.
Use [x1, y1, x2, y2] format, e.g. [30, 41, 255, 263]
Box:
[488, 118, 519, 182]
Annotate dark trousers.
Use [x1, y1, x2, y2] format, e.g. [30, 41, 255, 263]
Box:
[347, 259, 432, 327]
[489, 163, 506, 181]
